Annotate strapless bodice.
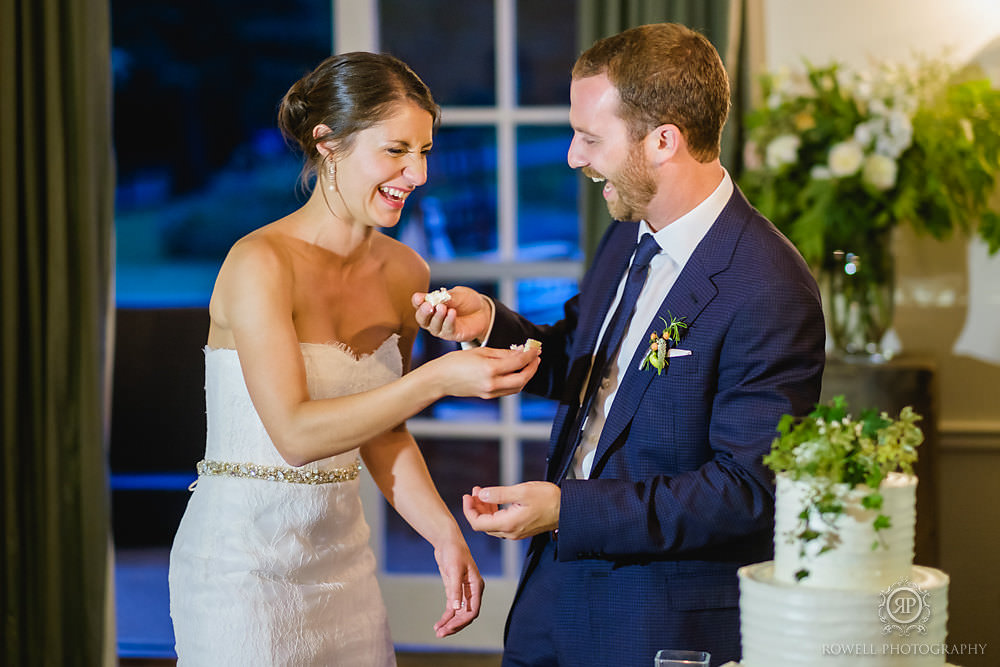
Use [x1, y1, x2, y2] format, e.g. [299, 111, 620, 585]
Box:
[202, 334, 402, 471]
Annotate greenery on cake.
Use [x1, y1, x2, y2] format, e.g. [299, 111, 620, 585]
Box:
[764, 395, 924, 581]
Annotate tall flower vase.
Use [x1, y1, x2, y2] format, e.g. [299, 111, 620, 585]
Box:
[819, 238, 895, 362]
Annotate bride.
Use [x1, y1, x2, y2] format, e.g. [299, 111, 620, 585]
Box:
[168, 52, 540, 666]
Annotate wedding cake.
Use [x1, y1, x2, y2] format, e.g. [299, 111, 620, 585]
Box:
[734, 399, 951, 666]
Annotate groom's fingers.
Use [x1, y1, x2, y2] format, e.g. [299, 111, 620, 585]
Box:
[475, 485, 516, 505]
[467, 482, 560, 540]
[462, 492, 498, 524]
[466, 507, 514, 536]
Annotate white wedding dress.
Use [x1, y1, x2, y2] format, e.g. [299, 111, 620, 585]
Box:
[169, 336, 402, 666]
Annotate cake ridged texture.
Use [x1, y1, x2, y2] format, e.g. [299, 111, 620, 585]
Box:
[739, 563, 949, 666]
[774, 472, 916, 589]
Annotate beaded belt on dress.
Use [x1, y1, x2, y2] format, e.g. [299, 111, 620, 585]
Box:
[194, 457, 362, 485]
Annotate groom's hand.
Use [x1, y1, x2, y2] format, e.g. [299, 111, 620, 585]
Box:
[462, 482, 560, 540]
[412, 286, 492, 343]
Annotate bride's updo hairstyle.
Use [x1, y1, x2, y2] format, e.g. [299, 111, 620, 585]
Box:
[277, 52, 441, 186]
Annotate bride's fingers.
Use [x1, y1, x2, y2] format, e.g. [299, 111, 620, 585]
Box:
[466, 577, 483, 617]
[433, 577, 482, 636]
[434, 605, 469, 637]
[473, 353, 541, 399]
[434, 607, 456, 636]
[432, 570, 461, 635]
[443, 568, 463, 611]
[434, 607, 474, 637]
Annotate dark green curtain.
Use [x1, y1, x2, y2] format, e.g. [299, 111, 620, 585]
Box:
[577, 0, 747, 262]
[1, 0, 115, 665]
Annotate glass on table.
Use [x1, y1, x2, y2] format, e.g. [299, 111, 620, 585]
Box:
[654, 649, 711, 666]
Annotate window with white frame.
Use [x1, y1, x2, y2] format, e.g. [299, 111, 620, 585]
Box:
[361, 0, 580, 648]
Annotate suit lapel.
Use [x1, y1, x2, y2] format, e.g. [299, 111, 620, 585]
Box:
[588, 192, 751, 477]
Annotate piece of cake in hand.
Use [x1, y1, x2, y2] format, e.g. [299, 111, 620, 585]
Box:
[510, 338, 542, 352]
[424, 287, 451, 307]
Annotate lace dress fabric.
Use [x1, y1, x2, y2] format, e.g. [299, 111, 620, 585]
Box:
[169, 336, 402, 666]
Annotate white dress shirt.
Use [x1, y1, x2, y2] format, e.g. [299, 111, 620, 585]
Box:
[570, 170, 734, 479]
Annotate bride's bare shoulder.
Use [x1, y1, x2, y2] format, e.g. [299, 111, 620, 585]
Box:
[376, 233, 430, 287]
[221, 225, 293, 276]
[209, 227, 294, 324]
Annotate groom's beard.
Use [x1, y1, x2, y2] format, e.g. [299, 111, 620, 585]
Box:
[606, 142, 657, 222]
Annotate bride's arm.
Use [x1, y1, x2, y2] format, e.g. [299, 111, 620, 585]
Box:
[361, 429, 483, 636]
[213, 236, 540, 467]
[362, 266, 483, 636]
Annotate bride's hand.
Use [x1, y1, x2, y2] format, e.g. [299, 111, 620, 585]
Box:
[432, 539, 484, 637]
[412, 286, 492, 343]
[427, 346, 540, 399]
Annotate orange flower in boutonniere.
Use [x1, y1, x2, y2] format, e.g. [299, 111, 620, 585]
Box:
[639, 313, 688, 375]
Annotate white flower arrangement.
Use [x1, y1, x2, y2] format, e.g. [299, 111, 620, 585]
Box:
[740, 57, 1000, 268]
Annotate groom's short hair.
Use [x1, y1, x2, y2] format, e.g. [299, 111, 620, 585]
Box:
[572, 22, 731, 163]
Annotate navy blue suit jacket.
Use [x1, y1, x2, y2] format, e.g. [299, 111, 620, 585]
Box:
[488, 187, 826, 666]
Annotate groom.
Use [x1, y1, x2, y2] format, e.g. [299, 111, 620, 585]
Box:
[415, 23, 825, 667]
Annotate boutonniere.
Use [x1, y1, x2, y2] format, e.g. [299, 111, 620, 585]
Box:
[639, 313, 689, 375]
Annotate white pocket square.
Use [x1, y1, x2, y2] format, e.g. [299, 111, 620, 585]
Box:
[667, 348, 692, 357]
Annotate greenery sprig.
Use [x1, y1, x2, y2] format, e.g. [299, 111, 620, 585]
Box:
[763, 395, 924, 581]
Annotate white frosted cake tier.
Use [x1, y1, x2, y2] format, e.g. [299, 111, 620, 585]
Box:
[774, 472, 916, 589]
[738, 562, 949, 667]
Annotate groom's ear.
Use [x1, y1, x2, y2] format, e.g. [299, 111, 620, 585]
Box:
[646, 123, 682, 165]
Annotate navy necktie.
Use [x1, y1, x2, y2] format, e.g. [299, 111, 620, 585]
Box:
[559, 233, 661, 480]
